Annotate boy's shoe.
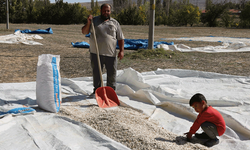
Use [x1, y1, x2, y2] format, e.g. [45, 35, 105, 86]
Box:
[195, 132, 210, 139]
[204, 138, 219, 147]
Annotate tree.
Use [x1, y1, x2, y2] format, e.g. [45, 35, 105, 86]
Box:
[9, 0, 28, 23]
[202, 2, 228, 27]
[240, 0, 247, 9]
[221, 10, 235, 27]
[239, 2, 250, 27]
[116, 5, 146, 25]
[91, 0, 99, 16]
[137, 0, 142, 7]
[205, 0, 212, 10]
[113, 0, 128, 14]
[91, 0, 94, 10]
[155, 0, 163, 25]
[183, 4, 200, 26]
[0, 0, 6, 23]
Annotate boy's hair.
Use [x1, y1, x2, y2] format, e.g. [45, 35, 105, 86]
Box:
[189, 93, 207, 106]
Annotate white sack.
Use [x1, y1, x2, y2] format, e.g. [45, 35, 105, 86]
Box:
[36, 54, 61, 113]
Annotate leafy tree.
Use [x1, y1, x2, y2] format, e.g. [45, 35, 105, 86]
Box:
[91, 0, 99, 17]
[181, 0, 189, 4]
[205, 0, 212, 10]
[239, 2, 250, 27]
[156, 0, 162, 9]
[221, 10, 235, 27]
[116, 5, 146, 25]
[183, 4, 200, 26]
[80, 5, 89, 24]
[226, 1, 240, 9]
[91, 0, 94, 10]
[26, 0, 47, 23]
[240, 0, 247, 9]
[137, 0, 142, 7]
[165, 2, 200, 26]
[0, 0, 6, 23]
[9, 0, 28, 23]
[155, 0, 164, 25]
[201, 2, 228, 27]
[163, 0, 171, 16]
[113, 0, 128, 14]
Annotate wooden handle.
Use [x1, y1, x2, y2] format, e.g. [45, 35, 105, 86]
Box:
[91, 19, 104, 87]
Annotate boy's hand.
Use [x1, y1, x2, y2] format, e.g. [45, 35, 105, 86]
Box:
[184, 132, 193, 141]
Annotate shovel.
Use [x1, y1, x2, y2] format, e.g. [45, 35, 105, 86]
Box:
[91, 19, 120, 108]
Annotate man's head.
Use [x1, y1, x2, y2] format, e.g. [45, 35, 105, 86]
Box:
[100, 4, 111, 21]
[189, 93, 208, 113]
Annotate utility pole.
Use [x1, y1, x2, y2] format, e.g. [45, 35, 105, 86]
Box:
[148, 0, 155, 50]
[6, 0, 9, 29]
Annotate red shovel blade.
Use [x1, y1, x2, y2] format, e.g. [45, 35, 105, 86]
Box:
[95, 86, 120, 108]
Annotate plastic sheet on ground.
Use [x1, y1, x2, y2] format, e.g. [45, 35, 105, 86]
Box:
[15, 27, 53, 34]
[0, 30, 43, 45]
[71, 41, 90, 48]
[159, 36, 250, 53]
[0, 114, 129, 150]
[71, 39, 174, 50]
[0, 68, 250, 150]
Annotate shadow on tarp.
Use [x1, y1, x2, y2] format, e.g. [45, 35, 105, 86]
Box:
[155, 136, 205, 146]
[0, 94, 90, 114]
[175, 136, 205, 146]
[62, 95, 88, 103]
[0, 98, 36, 106]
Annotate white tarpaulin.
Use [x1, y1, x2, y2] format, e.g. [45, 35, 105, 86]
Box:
[0, 68, 250, 149]
[0, 30, 43, 45]
[159, 36, 250, 53]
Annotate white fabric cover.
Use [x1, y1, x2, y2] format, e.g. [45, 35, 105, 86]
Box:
[0, 68, 250, 150]
[0, 30, 43, 45]
[0, 114, 130, 150]
[159, 36, 250, 53]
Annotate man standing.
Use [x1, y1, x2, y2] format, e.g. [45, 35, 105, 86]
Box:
[82, 4, 125, 96]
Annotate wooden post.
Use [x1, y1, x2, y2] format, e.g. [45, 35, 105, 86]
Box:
[148, 0, 155, 50]
[6, 0, 9, 29]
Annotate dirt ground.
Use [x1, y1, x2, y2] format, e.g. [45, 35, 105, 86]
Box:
[1, 24, 250, 83]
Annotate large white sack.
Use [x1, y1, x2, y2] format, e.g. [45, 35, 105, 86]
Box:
[36, 54, 61, 113]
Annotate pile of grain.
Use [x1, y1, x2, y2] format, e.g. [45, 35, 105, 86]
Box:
[59, 102, 209, 150]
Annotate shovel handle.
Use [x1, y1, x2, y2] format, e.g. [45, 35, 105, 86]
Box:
[91, 19, 104, 87]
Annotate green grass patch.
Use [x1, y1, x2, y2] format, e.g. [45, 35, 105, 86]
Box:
[124, 48, 176, 59]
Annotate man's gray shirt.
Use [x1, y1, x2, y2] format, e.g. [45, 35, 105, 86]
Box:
[89, 16, 125, 57]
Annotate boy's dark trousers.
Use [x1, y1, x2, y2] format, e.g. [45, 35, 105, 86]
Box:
[201, 121, 219, 139]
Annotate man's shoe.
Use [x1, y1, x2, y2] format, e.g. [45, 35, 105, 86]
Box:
[204, 138, 219, 147]
[195, 132, 210, 139]
[88, 92, 95, 98]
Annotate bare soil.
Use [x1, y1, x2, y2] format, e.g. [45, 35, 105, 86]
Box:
[1, 24, 250, 83]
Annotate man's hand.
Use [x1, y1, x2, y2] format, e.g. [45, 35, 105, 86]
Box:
[184, 132, 193, 142]
[87, 15, 93, 23]
[118, 51, 124, 60]
[82, 15, 93, 34]
[117, 39, 124, 60]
